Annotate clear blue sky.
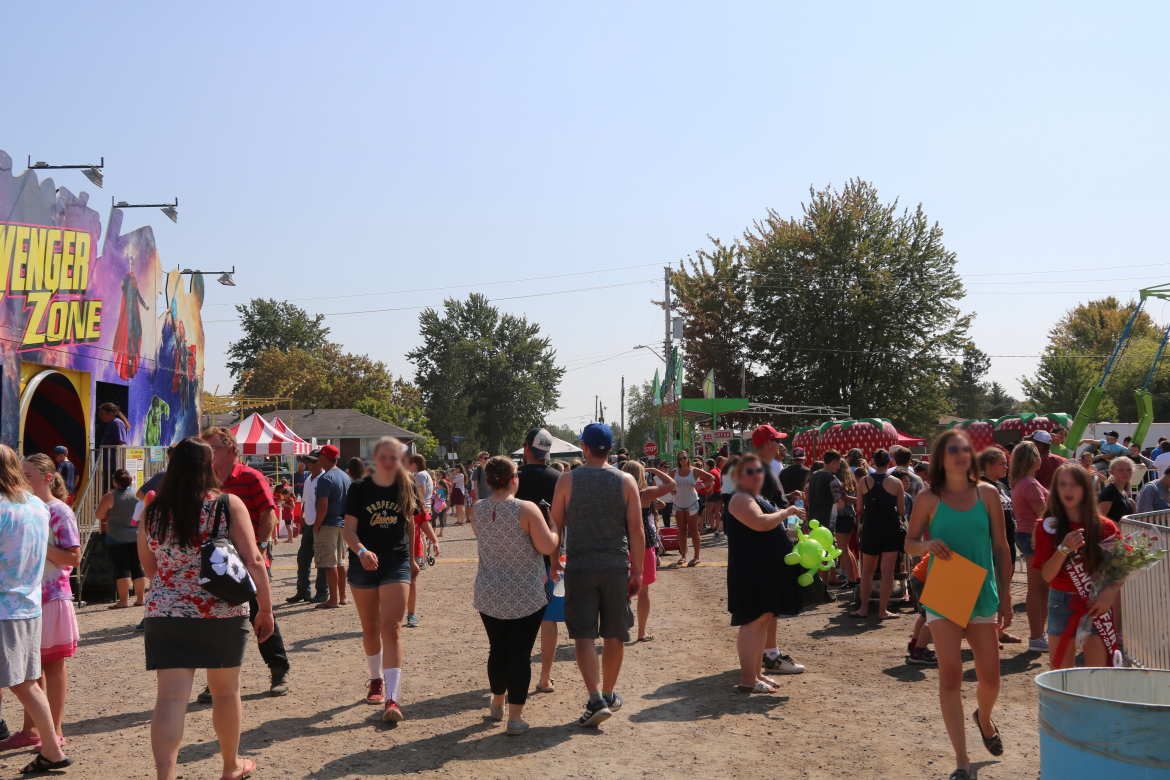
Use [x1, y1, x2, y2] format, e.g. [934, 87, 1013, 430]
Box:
[6, 2, 1169, 435]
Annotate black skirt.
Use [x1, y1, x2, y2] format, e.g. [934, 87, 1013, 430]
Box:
[144, 616, 250, 670]
[725, 493, 803, 625]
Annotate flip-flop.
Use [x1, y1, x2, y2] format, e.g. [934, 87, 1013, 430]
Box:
[736, 681, 775, 694]
[998, 633, 1023, 644]
[106, 604, 130, 610]
[314, 603, 340, 610]
[535, 680, 555, 693]
[879, 614, 901, 620]
[636, 635, 655, 643]
[687, 559, 700, 567]
[760, 675, 778, 686]
[848, 611, 868, 618]
[220, 758, 256, 780]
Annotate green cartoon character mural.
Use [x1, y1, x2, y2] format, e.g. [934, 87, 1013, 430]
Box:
[145, 396, 170, 447]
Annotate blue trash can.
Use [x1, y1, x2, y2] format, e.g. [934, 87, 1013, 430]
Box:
[1036, 668, 1170, 779]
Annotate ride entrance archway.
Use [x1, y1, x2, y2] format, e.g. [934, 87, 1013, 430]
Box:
[19, 366, 89, 495]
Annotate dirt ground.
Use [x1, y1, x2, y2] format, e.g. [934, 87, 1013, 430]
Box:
[0, 524, 1044, 780]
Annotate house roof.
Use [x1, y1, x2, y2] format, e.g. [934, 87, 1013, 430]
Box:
[259, 409, 424, 442]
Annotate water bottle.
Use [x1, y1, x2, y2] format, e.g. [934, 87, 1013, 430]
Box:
[552, 556, 566, 598]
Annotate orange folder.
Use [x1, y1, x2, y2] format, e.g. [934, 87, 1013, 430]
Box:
[919, 552, 987, 628]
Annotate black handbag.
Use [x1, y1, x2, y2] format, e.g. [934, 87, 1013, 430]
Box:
[199, 494, 258, 607]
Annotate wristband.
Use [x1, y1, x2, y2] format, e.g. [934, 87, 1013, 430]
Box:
[358, 547, 368, 556]
[1057, 544, 1072, 556]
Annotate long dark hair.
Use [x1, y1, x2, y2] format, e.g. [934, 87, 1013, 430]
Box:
[927, 429, 980, 496]
[99, 402, 130, 428]
[1044, 462, 1105, 573]
[145, 437, 220, 548]
[346, 457, 365, 482]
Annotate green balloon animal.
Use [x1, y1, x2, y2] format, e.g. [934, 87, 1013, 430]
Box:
[784, 520, 843, 586]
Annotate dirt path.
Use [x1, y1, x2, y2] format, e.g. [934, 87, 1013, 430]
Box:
[2, 525, 1043, 779]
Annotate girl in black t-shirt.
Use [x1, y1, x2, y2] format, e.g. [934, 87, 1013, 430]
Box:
[1096, 457, 1135, 525]
[342, 437, 418, 723]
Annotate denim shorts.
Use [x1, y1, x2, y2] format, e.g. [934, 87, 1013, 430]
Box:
[347, 556, 411, 589]
[1014, 530, 1036, 557]
[1047, 589, 1099, 638]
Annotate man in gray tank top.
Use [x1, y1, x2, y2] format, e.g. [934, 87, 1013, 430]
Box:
[550, 423, 645, 727]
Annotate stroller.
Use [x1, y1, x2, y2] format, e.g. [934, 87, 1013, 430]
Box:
[851, 549, 915, 610]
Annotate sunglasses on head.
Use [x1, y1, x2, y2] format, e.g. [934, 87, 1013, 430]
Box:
[946, 444, 972, 455]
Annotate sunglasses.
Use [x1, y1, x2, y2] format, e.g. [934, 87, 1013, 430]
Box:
[946, 444, 973, 455]
[741, 467, 764, 476]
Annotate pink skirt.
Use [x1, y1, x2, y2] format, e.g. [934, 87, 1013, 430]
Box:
[632, 547, 657, 586]
[41, 599, 79, 662]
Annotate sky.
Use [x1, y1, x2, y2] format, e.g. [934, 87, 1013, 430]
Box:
[5, 2, 1169, 437]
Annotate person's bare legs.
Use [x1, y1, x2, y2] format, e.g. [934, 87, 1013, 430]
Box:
[736, 613, 772, 687]
[853, 554, 878, 616]
[151, 668, 197, 780]
[688, 513, 702, 563]
[636, 585, 651, 640]
[965, 623, 1002, 745]
[352, 587, 383, 657]
[8, 680, 66, 765]
[912, 613, 933, 649]
[379, 583, 409, 670]
[674, 511, 689, 562]
[877, 551, 899, 618]
[320, 568, 341, 607]
[539, 620, 557, 689]
[1024, 555, 1048, 643]
[338, 566, 348, 605]
[765, 618, 777, 651]
[835, 532, 858, 581]
[407, 573, 418, 617]
[114, 577, 130, 607]
[930, 619, 972, 773]
[133, 577, 148, 606]
[600, 638, 624, 693]
[41, 660, 67, 737]
[206, 667, 245, 780]
[574, 639, 601, 692]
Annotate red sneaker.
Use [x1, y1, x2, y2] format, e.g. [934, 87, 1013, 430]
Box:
[366, 678, 385, 704]
[383, 700, 403, 723]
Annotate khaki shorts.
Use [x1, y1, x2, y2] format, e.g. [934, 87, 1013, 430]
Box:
[314, 526, 347, 568]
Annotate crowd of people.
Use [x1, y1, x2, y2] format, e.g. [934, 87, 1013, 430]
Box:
[0, 415, 1157, 779]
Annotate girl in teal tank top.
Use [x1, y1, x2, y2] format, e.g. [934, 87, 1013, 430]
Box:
[905, 430, 1015, 780]
[925, 494, 999, 619]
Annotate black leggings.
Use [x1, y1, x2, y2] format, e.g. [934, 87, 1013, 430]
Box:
[107, 540, 145, 580]
[479, 606, 546, 706]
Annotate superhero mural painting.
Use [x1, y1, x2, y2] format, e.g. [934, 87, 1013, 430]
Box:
[0, 148, 205, 451]
[112, 257, 149, 380]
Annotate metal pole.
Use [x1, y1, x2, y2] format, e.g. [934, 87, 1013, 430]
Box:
[665, 265, 674, 454]
[620, 376, 625, 451]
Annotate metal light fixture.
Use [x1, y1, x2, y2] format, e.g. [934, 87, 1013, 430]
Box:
[27, 156, 104, 188]
[633, 344, 665, 362]
[114, 196, 179, 223]
[181, 266, 236, 286]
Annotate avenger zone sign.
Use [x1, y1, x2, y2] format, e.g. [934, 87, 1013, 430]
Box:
[0, 223, 101, 349]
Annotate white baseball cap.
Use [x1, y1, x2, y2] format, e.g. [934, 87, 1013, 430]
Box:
[526, 427, 555, 459]
[1025, 430, 1053, 444]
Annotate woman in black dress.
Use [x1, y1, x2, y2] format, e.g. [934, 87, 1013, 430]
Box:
[725, 454, 805, 693]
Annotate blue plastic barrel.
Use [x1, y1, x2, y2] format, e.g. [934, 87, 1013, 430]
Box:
[1036, 668, 1170, 779]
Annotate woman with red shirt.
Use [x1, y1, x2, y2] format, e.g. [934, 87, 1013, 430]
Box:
[1033, 463, 1120, 670]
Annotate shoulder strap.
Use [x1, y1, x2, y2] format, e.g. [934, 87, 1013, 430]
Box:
[210, 494, 230, 539]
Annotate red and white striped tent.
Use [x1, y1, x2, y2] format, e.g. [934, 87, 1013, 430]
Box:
[229, 413, 311, 455]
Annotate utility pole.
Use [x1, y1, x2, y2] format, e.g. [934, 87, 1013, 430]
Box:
[620, 376, 625, 451]
[595, 395, 598, 423]
[664, 265, 674, 454]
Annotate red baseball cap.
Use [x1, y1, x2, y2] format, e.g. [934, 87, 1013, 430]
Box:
[319, 444, 340, 460]
[751, 424, 787, 448]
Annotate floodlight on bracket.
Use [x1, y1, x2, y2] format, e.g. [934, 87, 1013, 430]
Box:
[181, 266, 236, 286]
[113, 196, 178, 223]
[28, 155, 104, 188]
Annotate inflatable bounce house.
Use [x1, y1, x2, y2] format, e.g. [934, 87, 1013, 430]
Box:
[792, 418, 925, 466]
[0, 149, 205, 497]
[946, 413, 1070, 454]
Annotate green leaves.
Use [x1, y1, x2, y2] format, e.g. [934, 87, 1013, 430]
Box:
[407, 293, 564, 456]
[226, 299, 329, 387]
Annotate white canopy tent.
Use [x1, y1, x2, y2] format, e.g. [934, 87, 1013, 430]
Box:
[510, 435, 583, 459]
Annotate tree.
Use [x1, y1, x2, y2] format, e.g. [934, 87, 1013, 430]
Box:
[624, 380, 662, 453]
[545, 423, 580, 445]
[226, 299, 329, 386]
[671, 180, 971, 436]
[355, 393, 438, 457]
[1021, 297, 1156, 420]
[985, 381, 1019, 419]
[948, 346, 991, 419]
[408, 293, 564, 456]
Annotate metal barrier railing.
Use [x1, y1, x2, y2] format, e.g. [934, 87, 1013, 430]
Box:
[75, 445, 169, 595]
[1118, 510, 1170, 670]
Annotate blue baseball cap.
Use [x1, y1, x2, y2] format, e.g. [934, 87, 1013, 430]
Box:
[580, 423, 614, 451]
[52, 446, 67, 454]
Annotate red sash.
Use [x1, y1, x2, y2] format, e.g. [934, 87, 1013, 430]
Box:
[1053, 547, 1119, 668]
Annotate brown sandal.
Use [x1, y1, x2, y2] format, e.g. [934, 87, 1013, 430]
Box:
[972, 709, 1003, 756]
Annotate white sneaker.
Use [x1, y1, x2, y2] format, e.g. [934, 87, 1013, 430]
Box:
[1027, 636, 1049, 653]
[763, 651, 806, 675]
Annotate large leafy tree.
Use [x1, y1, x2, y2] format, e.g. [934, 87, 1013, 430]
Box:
[671, 180, 971, 436]
[986, 382, 1020, 419]
[1021, 297, 1156, 420]
[408, 293, 564, 456]
[226, 299, 329, 387]
[624, 380, 663, 452]
[246, 343, 411, 413]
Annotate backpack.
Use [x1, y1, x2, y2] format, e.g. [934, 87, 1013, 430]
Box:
[199, 495, 258, 607]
